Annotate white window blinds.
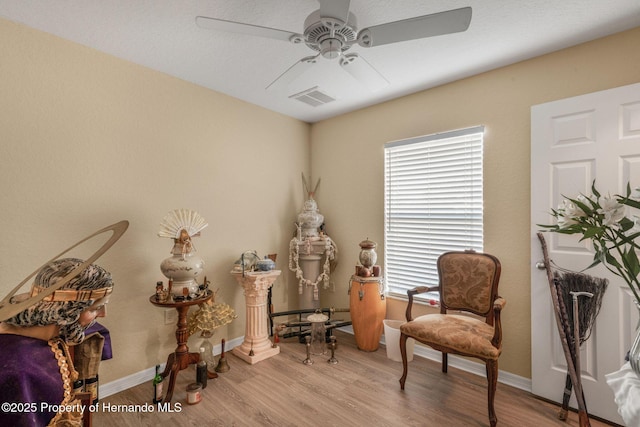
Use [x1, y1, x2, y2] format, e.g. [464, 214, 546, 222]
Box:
[384, 126, 484, 300]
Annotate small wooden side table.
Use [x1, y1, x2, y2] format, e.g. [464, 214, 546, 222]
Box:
[149, 290, 216, 403]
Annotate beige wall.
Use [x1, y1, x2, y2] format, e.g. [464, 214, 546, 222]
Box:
[1, 15, 638, 385]
[311, 27, 640, 378]
[0, 18, 310, 384]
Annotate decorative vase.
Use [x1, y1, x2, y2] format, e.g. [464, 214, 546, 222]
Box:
[256, 257, 276, 271]
[160, 238, 205, 296]
[297, 198, 324, 238]
[629, 300, 640, 377]
[358, 238, 377, 268]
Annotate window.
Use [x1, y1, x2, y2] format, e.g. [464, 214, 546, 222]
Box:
[384, 126, 484, 301]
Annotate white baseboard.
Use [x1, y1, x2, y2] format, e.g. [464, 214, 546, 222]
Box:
[410, 345, 532, 392]
[100, 329, 531, 398]
[99, 336, 244, 399]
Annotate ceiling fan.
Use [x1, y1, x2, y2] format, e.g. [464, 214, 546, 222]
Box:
[196, 1, 472, 93]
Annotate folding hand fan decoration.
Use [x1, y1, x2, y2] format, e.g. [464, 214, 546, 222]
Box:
[158, 209, 208, 297]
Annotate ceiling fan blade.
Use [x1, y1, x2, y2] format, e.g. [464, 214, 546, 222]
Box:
[339, 53, 388, 92]
[318, 0, 351, 23]
[357, 7, 472, 48]
[266, 55, 320, 91]
[196, 16, 303, 43]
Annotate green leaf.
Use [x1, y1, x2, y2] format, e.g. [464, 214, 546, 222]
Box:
[572, 198, 594, 215]
[591, 180, 601, 198]
[537, 223, 559, 230]
[626, 231, 640, 243]
[582, 227, 602, 238]
[619, 217, 635, 232]
[624, 247, 640, 278]
[623, 198, 640, 210]
[586, 257, 602, 270]
[605, 252, 623, 270]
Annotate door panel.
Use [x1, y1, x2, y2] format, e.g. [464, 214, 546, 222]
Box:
[531, 82, 640, 424]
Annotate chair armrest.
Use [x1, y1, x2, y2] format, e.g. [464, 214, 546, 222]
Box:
[491, 296, 506, 348]
[405, 285, 440, 321]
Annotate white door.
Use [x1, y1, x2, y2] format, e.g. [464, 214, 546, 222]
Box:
[531, 82, 640, 424]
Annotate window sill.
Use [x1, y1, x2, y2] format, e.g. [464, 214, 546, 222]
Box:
[386, 292, 440, 308]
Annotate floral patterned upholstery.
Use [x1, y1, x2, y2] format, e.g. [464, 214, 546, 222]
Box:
[399, 250, 504, 427]
[439, 252, 498, 315]
[401, 313, 501, 360]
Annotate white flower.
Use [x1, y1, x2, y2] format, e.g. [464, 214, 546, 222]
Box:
[543, 182, 640, 304]
[597, 195, 626, 226]
[576, 194, 593, 206]
[557, 199, 584, 228]
[557, 214, 578, 228]
[559, 198, 587, 218]
[555, 199, 586, 228]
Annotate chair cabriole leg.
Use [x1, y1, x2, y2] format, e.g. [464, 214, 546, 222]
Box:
[487, 359, 498, 427]
[399, 333, 408, 390]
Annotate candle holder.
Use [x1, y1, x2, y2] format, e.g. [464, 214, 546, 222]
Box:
[327, 335, 338, 365]
[303, 335, 313, 365]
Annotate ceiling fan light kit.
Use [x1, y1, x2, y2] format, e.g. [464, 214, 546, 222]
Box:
[196, 1, 471, 96]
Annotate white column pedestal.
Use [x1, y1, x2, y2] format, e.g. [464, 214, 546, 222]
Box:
[231, 270, 281, 364]
[296, 240, 330, 310]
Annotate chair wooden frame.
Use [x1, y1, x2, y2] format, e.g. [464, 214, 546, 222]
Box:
[74, 391, 93, 427]
[399, 250, 505, 426]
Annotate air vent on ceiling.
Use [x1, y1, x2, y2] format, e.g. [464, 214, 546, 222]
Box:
[289, 87, 336, 107]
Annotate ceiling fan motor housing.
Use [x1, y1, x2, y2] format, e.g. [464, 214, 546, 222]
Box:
[303, 10, 357, 59]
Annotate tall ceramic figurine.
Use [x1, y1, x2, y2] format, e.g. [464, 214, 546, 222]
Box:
[289, 173, 337, 308]
[158, 209, 208, 298]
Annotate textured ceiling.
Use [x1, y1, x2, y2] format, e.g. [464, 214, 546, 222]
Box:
[0, 0, 638, 123]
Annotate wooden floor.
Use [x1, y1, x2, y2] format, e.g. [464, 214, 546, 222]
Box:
[94, 331, 617, 427]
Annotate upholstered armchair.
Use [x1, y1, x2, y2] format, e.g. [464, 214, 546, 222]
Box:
[399, 250, 505, 426]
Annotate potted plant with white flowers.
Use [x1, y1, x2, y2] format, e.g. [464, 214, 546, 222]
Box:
[539, 181, 640, 375]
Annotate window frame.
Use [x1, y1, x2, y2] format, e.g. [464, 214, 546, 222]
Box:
[383, 126, 484, 302]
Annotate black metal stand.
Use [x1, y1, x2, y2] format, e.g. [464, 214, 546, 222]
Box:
[269, 307, 351, 343]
